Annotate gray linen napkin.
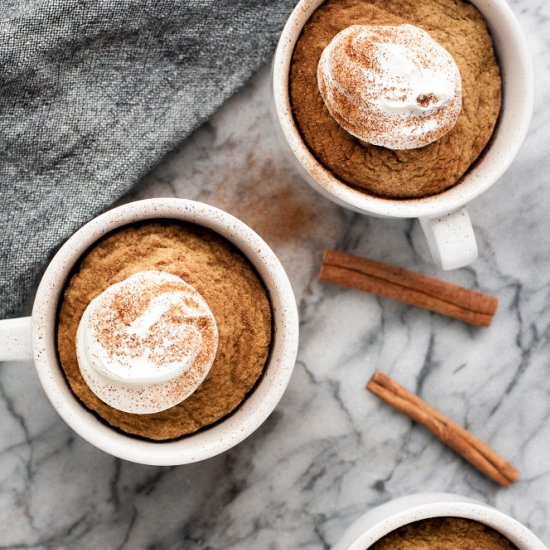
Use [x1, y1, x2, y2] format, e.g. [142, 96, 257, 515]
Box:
[0, 0, 296, 319]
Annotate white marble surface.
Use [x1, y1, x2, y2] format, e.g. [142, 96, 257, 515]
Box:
[1, 1, 550, 546]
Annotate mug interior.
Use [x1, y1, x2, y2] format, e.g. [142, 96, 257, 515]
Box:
[31, 199, 298, 465]
[272, 0, 534, 219]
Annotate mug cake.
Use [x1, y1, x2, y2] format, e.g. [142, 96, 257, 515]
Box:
[289, 0, 501, 198]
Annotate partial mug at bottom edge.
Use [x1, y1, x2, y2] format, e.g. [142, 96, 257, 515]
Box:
[331, 493, 546, 550]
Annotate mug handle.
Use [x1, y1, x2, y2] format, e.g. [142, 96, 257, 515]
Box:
[419, 207, 478, 270]
[0, 317, 33, 361]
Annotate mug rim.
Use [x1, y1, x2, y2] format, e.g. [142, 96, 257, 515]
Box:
[272, 0, 534, 219]
[334, 493, 546, 550]
[31, 198, 299, 465]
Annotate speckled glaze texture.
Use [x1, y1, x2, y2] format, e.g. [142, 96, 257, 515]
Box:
[31, 199, 299, 464]
[0, 0, 549, 543]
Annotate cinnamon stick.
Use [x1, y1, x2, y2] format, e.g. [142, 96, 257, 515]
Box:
[319, 250, 498, 326]
[367, 371, 519, 487]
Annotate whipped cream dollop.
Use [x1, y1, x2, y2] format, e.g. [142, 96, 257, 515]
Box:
[317, 24, 462, 150]
[76, 270, 218, 414]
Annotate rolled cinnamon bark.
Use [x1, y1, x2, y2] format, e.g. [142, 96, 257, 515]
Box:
[320, 250, 498, 326]
[367, 371, 519, 487]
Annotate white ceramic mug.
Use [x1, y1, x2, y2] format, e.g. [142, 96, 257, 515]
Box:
[272, 0, 534, 270]
[333, 493, 547, 549]
[0, 198, 299, 465]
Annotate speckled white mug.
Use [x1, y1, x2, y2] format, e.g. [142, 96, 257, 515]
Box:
[0, 199, 299, 465]
[272, 0, 534, 270]
[333, 493, 546, 549]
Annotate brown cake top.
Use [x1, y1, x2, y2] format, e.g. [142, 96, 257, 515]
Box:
[370, 517, 518, 550]
[57, 221, 272, 441]
[290, 0, 501, 198]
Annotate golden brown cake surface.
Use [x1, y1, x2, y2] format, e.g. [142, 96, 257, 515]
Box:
[290, 0, 501, 198]
[57, 221, 272, 441]
[370, 517, 518, 550]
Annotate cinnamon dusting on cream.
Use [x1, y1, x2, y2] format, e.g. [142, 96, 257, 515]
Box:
[76, 270, 219, 414]
[317, 24, 462, 149]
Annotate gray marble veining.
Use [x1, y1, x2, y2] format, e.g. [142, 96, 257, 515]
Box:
[1, 0, 550, 546]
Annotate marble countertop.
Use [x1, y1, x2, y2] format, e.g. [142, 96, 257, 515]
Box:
[1, 1, 550, 547]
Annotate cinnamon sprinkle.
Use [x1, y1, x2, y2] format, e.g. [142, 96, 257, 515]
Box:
[317, 24, 461, 149]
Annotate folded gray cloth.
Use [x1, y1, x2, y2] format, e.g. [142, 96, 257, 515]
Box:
[0, 0, 295, 319]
